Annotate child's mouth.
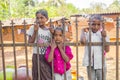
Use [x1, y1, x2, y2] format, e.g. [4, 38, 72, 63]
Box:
[55, 41, 61, 44]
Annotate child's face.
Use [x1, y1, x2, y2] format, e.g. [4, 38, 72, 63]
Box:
[54, 30, 63, 44]
[90, 20, 101, 33]
[36, 13, 48, 26]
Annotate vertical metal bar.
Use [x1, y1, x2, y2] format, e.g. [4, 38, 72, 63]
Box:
[75, 16, 79, 80]
[102, 18, 105, 80]
[62, 18, 67, 80]
[37, 36, 40, 80]
[0, 21, 6, 80]
[88, 21, 92, 80]
[23, 20, 29, 80]
[116, 17, 119, 80]
[50, 19, 54, 80]
[11, 20, 17, 80]
[36, 24, 40, 80]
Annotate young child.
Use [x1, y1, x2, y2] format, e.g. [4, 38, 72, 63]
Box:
[27, 9, 52, 80]
[80, 14, 110, 80]
[45, 27, 73, 80]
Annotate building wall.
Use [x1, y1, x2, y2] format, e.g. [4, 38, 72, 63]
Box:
[2, 25, 30, 42]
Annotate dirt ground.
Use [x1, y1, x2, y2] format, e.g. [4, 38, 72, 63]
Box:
[0, 45, 120, 80]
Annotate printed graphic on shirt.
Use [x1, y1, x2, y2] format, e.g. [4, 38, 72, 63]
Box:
[37, 33, 50, 54]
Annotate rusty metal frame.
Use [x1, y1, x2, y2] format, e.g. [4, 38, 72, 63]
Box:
[0, 16, 120, 80]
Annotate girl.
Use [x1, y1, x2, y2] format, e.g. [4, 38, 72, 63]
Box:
[45, 27, 73, 80]
[27, 9, 52, 80]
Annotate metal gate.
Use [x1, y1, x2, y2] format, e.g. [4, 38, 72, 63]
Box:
[0, 13, 120, 80]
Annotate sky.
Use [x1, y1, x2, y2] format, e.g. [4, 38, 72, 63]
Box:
[66, 0, 114, 9]
[39, 0, 115, 9]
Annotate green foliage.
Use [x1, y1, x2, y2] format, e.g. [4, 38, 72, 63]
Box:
[0, 0, 79, 20]
[0, 0, 9, 20]
[0, 0, 120, 20]
[107, 0, 120, 11]
[57, 3, 79, 17]
[80, 1, 120, 14]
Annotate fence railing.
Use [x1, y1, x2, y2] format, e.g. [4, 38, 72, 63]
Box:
[0, 15, 120, 80]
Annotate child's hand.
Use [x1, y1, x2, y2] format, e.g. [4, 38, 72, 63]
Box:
[34, 19, 39, 32]
[81, 36, 86, 44]
[101, 30, 106, 37]
[58, 43, 63, 49]
[50, 40, 57, 50]
[49, 27, 54, 34]
[83, 27, 89, 33]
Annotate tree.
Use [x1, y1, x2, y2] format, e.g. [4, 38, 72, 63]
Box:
[57, 3, 79, 17]
[47, 0, 65, 7]
[0, 0, 79, 20]
[0, 0, 9, 20]
[90, 2, 106, 13]
[107, 0, 120, 12]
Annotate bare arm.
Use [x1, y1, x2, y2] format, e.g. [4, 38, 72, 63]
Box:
[58, 44, 69, 62]
[105, 45, 110, 52]
[80, 28, 88, 44]
[47, 40, 57, 62]
[28, 31, 37, 43]
[101, 30, 110, 52]
[28, 22, 39, 43]
[81, 36, 86, 44]
[47, 48, 54, 62]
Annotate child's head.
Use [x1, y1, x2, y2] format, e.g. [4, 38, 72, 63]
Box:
[57, 20, 62, 27]
[35, 9, 48, 26]
[89, 14, 103, 33]
[53, 27, 63, 44]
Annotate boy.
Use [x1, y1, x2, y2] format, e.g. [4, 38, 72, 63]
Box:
[80, 14, 110, 80]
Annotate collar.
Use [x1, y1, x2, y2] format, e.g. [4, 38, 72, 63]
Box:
[91, 31, 101, 36]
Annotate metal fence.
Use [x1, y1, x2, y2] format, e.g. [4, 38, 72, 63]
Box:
[0, 14, 120, 80]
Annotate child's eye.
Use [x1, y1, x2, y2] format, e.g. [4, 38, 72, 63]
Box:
[40, 17, 44, 19]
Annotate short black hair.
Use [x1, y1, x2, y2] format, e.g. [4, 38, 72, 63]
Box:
[89, 14, 103, 22]
[54, 27, 63, 35]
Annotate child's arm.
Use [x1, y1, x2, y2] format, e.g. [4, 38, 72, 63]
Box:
[47, 48, 54, 62]
[28, 31, 37, 43]
[105, 45, 109, 52]
[28, 22, 39, 43]
[81, 36, 86, 44]
[47, 40, 57, 62]
[80, 28, 88, 44]
[58, 43, 70, 62]
[101, 30, 110, 52]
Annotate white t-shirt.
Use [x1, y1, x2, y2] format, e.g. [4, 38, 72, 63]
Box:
[27, 25, 51, 54]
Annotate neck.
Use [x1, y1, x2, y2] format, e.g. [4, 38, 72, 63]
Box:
[39, 25, 45, 29]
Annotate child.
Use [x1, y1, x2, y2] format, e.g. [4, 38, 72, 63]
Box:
[27, 9, 52, 80]
[80, 14, 110, 80]
[56, 19, 72, 41]
[45, 27, 73, 80]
